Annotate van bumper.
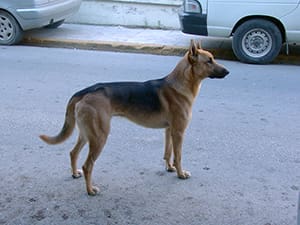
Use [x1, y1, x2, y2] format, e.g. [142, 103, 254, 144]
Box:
[178, 9, 208, 36]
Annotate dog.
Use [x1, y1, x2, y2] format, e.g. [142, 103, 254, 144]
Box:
[39, 40, 229, 196]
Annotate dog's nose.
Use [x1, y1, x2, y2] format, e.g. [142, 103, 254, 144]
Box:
[223, 68, 230, 76]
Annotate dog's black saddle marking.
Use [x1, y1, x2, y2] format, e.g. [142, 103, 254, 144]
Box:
[73, 78, 166, 112]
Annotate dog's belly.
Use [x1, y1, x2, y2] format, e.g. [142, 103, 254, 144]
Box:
[118, 111, 169, 129]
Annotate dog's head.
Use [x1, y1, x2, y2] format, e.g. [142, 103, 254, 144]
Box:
[187, 40, 229, 79]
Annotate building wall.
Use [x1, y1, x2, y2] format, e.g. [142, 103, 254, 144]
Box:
[68, 0, 182, 29]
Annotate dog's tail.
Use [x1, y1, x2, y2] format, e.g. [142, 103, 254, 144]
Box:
[39, 96, 80, 145]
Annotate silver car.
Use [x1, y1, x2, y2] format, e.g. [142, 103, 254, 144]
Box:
[0, 0, 81, 45]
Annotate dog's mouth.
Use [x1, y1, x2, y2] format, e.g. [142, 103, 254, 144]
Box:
[209, 68, 229, 79]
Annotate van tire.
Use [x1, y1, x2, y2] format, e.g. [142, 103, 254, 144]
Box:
[232, 19, 282, 64]
[0, 10, 23, 45]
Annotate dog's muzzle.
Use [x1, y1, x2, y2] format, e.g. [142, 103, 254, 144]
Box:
[209, 68, 229, 79]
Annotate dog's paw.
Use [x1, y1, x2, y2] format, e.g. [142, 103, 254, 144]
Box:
[178, 170, 191, 179]
[87, 186, 100, 196]
[72, 169, 83, 179]
[166, 165, 176, 173]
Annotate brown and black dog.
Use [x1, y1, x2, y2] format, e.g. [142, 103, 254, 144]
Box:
[40, 40, 229, 196]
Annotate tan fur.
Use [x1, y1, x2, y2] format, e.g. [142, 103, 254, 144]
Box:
[40, 40, 229, 195]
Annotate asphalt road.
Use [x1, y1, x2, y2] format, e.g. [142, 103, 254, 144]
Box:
[0, 46, 299, 225]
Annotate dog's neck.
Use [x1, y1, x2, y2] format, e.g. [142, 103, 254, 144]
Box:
[166, 57, 203, 101]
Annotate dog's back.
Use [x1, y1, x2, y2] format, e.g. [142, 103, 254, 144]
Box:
[73, 78, 166, 114]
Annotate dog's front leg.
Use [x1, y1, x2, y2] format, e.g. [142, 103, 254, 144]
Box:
[171, 129, 191, 179]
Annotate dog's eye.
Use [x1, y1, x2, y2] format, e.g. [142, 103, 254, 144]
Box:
[207, 58, 213, 64]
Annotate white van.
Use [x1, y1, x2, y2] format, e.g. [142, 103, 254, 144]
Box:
[179, 0, 300, 64]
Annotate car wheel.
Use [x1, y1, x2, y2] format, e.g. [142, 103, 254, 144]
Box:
[44, 20, 65, 29]
[0, 10, 23, 45]
[232, 19, 282, 64]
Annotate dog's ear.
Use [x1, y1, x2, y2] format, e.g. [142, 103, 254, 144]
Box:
[196, 40, 202, 49]
[188, 39, 198, 64]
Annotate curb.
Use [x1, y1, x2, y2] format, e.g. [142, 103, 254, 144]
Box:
[22, 37, 300, 65]
[22, 37, 188, 55]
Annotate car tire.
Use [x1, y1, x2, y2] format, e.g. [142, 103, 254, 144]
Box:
[232, 19, 282, 64]
[44, 20, 65, 29]
[0, 10, 23, 45]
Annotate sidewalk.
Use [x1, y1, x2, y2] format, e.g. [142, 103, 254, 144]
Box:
[22, 23, 300, 64]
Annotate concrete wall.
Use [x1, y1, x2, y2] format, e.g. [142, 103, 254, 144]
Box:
[68, 0, 182, 29]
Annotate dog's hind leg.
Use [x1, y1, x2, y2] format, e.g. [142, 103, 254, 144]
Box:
[70, 134, 86, 179]
[83, 137, 107, 196]
[78, 101, 111, 195]
[164, 128, 176, 172]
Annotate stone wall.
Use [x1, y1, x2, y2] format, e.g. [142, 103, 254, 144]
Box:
[68, 0, 182, 29]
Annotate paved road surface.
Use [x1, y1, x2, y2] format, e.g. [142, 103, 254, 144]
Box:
[0, 46, 299, 225]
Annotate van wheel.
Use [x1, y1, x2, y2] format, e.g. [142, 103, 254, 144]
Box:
[0, 10, 23, 45]
[232, 19, 282, 64]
